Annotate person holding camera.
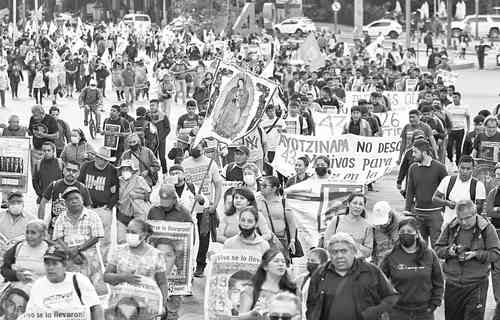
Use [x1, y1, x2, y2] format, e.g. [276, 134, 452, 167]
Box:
[435, 199, 500, 320]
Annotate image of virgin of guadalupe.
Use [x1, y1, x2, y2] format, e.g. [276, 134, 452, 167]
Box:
[212, 73, 254, 139]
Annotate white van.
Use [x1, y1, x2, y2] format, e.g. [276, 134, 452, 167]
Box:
[122, 14, 151, 32]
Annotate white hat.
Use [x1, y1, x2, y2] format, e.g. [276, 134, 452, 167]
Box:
[366, 201, 391, 226]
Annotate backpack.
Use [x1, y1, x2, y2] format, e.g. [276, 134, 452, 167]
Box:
[445, 175, 478, 202]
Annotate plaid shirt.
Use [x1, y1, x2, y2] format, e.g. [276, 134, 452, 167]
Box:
[52, 208, 104, 247]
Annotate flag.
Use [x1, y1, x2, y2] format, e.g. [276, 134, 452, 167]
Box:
[194, 61, 278, 145]
[285, 178, 364, 250]
[260, 58, 274, 79]
[295, 33, 325, 71]
[394, 1, 402, 15]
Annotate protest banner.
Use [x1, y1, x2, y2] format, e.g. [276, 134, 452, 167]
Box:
[343, 91, 419, 114]
[147, 221, 195, 296]
[271, 133, 400, 184]
[103, 124, 120, 150]
[21, 308, 90, 320]
[473, 158, 496, 194]
[195, 61, 278, 146]
[204, 250, 261, 320]
[285, 179, 364, 251]
[312, 110, 408, 138]
[437, 69, 458, 86]
[0, 137, 30, 193]
[106, 276, 163, 320]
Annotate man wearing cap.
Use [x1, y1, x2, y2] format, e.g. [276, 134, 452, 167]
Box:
[405, 140, 448, 247]
[223, 145, 258, 182]
[27, 247, 104, 320]
[182, 141, 223, 277]
[102, 105, 131, 161]
[398, 109, 438, 166]
[0, 192, 35, 241]
[53, 186, 104, 275]
[38, 161, 92, 236]
[176, 99, 203, 141]
[150, 99, 171, 174]
[120, 133, 161, 187]
[367, 201, 402, 265]
[165, 165, 202, 209]
[148, 184, 192, 222]
[79, 78, 103, 131]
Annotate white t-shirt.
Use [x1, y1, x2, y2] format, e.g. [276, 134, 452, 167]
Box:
[437, 176, 486, 224]
[182, 155, 223, 211]
[27, 272, 100, 310]
[446, 103, 470, 131]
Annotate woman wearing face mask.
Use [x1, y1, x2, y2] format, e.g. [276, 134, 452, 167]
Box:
[380, 218, 444, 320]
[217, 188, 271, 244]
[223, 206, 270, 256]
[104, 219, 169, 318]
[323, 192, 374, 258]
[60, 129, 95, 166]
[239, 249, 297, 318]
[256, 176, 298, 258]
[117, 160, 152, 234]
[1, 220, 49, 293]
[294, 247, 329, 320]
[242, 163, 260, 191]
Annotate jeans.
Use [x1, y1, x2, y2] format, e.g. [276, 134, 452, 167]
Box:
[414, 209, 443, 248]
[0, 89, 5, 107]
[33, 88, 43, 104]
[493, 229, 500, 302]
[390, 308, 434, 320]
[444, 279, 488, 320]
[447, 129, 465, 165]
[196, 211, 210, 270]
[157, 138, 167, 173]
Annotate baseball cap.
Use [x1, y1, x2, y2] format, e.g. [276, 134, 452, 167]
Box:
[7, 191, 23, 200]
[61, 186, 82, 199]
[44, 247, 67, 262]
[168, 165, 184, 174]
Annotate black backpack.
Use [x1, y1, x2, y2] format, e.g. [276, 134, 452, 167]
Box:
[446, 175, 478, 202]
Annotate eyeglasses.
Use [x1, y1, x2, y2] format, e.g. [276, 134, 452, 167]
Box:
[269, 314, 295, 320]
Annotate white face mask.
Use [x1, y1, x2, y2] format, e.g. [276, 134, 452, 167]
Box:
[8, 204, 23, 216]
[71, 136, 80, 144]
[122, 171, 133, 180]
[243, 174, 256, 186]
[126, 233, 142, 247]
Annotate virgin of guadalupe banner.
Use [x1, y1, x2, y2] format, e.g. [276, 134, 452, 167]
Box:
[195, 61, 278, 146]
[271, 133, 400, 185]
[147, 221, 195, 296]
[0, 137, 30, 192]
[204, 250, 261, 320]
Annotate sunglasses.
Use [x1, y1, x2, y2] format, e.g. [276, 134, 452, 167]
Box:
[269, 314, 294, 320]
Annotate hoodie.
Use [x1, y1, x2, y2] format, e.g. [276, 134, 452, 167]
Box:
[223, 233, 270, 256]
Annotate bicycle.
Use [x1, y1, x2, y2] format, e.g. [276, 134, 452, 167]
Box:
[83, 105, 99, 139]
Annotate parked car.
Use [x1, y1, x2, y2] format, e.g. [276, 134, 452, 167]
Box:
[451, 15, 500, 39]
[363, 19, 402, 39]
[273, 17, 316, 36]
[122, 13, 151, 32]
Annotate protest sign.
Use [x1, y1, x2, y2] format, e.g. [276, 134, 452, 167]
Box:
[21, 308, 90, 320]
[103, 124, 120, 150]
[312, 110, 407, 138]
[107, 276, 163, 320]
[217, 181, 243, 216]
[148, 221, 195, 296]
[343, 91, 419, 114]
[272, 133, 400, 184]
[285, 179, 364, 251]
[0, 137, 30, 192]
[195, 61, 277, 145]
[473, 159, 496, 194]
[204, 250, 261, 320]
[437, 69, 458, 86]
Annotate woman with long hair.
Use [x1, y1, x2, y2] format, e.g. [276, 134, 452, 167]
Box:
[60, 128, 95, 166]
[239, 249, 297, 318]
[380, 217, 444, 319]
[323, 192, 374, 258]
[217, 187, 271, 243]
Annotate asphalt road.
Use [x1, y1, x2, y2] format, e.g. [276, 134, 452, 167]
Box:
[0, 58, 499, 320]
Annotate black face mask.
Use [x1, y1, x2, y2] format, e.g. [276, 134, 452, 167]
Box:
[315, 167, 328, 177]
[129, 143, 140, 151]
[306, 262, 319, 274]
[399, 234, 416, 248]
[239, 225, 255, 238]
[189, 149, 202, 158]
